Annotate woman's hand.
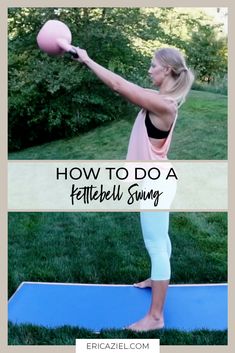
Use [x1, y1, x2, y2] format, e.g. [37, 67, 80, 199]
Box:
[71, 46, 90, 64]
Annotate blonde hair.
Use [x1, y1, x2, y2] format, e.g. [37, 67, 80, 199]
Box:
[155, 47, 194, 107]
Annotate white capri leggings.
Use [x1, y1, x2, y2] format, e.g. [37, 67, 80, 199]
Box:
[140, 212, 171, 281]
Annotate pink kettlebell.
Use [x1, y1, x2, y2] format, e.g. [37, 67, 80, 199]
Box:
[37, 20, 78, 57]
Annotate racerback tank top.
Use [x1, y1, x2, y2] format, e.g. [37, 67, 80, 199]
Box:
[126, 108, 178, 161]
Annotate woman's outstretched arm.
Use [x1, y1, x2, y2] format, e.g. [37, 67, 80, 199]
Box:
[73, 47, 176, 123]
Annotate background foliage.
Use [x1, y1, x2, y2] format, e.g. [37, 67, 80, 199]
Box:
[8, 8, 227, 151]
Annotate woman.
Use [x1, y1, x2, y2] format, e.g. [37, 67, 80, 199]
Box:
[73, 46, 194, 331]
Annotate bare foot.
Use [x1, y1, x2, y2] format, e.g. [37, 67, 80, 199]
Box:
[133, 278, 152, 288]
[127, 314, 164, 332]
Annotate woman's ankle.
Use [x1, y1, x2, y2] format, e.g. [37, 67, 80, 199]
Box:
[148, 311, 163, 321]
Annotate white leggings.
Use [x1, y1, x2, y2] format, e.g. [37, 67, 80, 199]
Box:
[140, 212, 171, 281]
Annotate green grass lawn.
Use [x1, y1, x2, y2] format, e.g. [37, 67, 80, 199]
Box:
[8, 212, 227, 297]
[8, 89, 227, 344]
[8, 323, 227, 345]
[8, 212, 227, 345]
[8, 90, 227, 160]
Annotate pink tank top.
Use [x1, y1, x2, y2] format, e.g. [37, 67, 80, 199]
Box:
[126, 108, 178, 161]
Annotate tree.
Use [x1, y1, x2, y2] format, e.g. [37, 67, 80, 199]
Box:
[8, 7, 227, 151]
[185, 22, 227, 83]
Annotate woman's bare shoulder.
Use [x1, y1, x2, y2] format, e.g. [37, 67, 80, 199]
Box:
[146, 90, 177, 114]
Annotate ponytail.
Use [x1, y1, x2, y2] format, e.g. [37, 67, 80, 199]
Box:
[166, 67, 195, 107]
[155, 47, 195, 107]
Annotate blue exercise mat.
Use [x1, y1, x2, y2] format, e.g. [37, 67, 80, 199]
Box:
[8, 282, 227, 332]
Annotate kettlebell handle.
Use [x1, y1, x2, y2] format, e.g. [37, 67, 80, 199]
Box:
[68, 47, 79, 59]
